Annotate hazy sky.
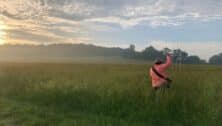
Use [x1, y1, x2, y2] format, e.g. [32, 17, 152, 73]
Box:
[0, 0, 222, 60]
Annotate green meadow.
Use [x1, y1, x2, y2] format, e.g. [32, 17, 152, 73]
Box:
[0, 63, 222, 126]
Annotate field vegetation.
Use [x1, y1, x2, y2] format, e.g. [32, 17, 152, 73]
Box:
[0, 63, 221, 126]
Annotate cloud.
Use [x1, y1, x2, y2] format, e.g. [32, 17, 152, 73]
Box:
[6, 29, 64, 43]
[0, 0, 222, 50]
[1, 0, 222, 28]
[0, 0, 93, 44]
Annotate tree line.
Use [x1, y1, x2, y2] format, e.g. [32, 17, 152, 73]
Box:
[123, 44, 222, 65]
[0, 44, 221, 64]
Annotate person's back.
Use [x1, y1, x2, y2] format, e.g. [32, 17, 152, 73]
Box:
[150, 54, 172, 90]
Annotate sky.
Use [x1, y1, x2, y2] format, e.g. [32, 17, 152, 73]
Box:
[0, 0, 222, 60]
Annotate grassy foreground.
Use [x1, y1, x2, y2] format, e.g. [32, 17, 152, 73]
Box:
[0, 63, 222, 126]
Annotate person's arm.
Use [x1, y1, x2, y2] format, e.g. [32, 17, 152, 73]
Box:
[160, 54, 172, 70]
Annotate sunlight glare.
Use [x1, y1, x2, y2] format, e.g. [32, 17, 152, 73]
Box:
[0, 20, 7, 45]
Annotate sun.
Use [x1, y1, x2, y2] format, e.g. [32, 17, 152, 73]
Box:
[0, 20, 7, 45]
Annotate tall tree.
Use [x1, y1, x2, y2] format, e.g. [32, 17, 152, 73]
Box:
[140, 46, 163, 60]
[209, 53, 222, 65]
[123, 44, 137, 58]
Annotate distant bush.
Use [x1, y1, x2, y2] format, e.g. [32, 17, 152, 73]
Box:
[209, 53, 222, 65]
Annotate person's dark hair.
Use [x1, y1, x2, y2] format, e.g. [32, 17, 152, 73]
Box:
[154, 59, 163, 65]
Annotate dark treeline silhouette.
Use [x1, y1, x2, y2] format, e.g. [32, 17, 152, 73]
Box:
[209, 53, 222, 65]
[0, 43, 220, 64]
[123, 44, 206, 64]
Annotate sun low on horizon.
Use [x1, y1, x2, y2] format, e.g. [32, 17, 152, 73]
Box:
[0, 20, 7, 45]
[0, 0, 222, 60]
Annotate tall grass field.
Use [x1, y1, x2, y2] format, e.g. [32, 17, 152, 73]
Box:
[0, 63, 221, 126]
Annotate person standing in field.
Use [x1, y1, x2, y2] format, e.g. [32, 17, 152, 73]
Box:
[149, 53, 172, 91]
